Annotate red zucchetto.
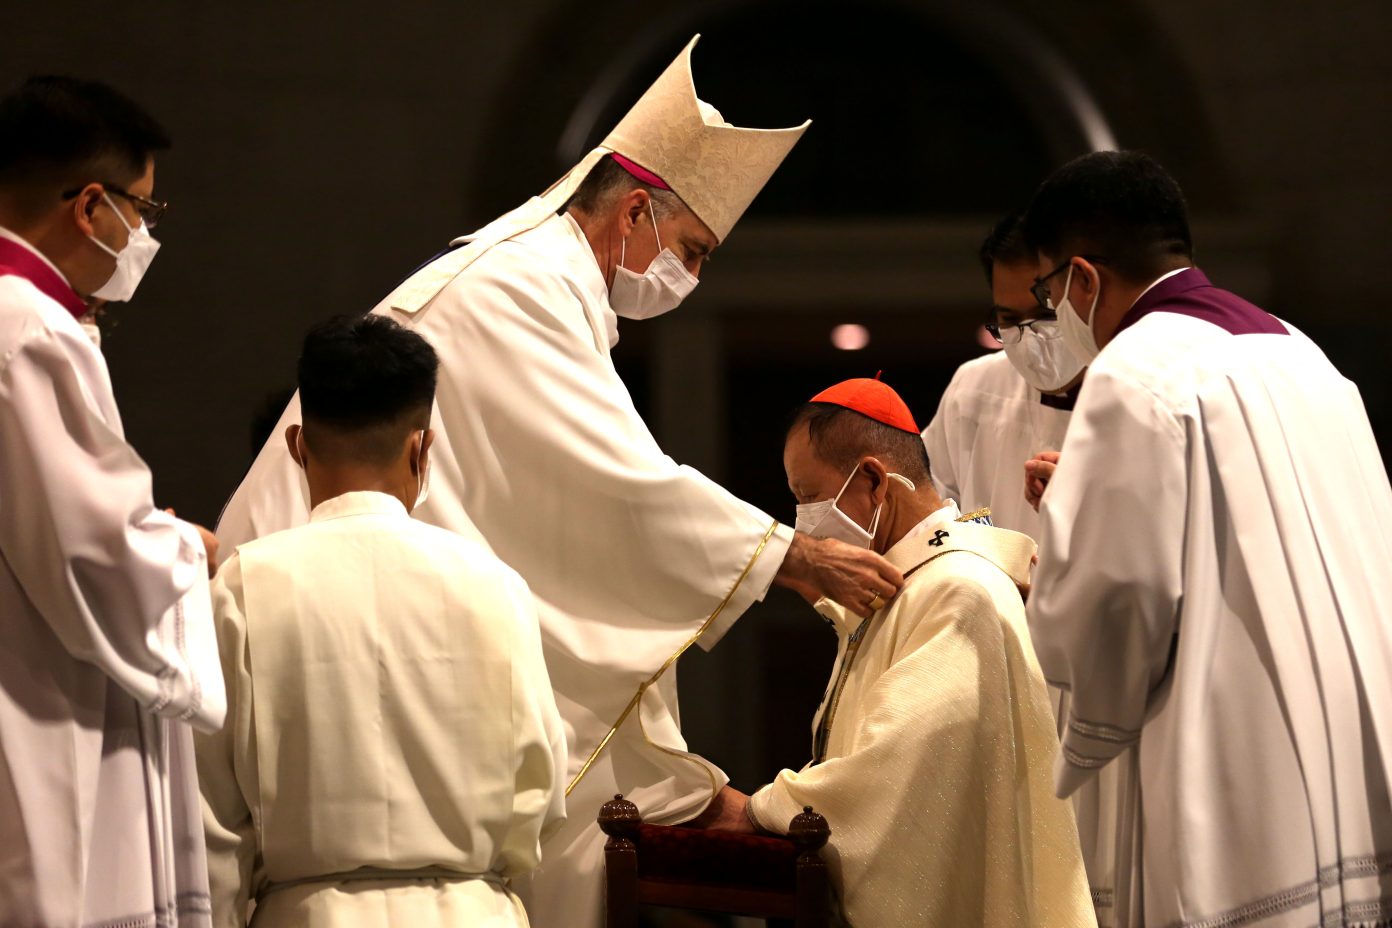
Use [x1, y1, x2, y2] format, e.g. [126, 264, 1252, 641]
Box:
[809, 374, 919, 434]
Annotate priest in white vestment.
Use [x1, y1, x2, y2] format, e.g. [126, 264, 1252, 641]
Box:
[215, 37, 905, 927]
[724, 378, 1094, 927]
[0, 77, 225, 926]
[197, 316, 565, 926]
[1024, 151, 1392, 928]
[923, 210, 1119, 925]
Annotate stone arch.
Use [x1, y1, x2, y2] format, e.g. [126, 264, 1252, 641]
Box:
[470, 0, 1235, 219]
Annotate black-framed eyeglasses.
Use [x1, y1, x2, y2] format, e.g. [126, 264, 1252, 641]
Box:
[61, 183, 168, 229]
[985, 310, 1058, 345]
[1030, 255, 1106, 309]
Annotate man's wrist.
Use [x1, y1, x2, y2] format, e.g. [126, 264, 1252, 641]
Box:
[774, 532, 815, 589]
[745, 792, 766, 833]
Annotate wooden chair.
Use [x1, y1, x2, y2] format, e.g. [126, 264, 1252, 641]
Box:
[598, 794, 832, 928]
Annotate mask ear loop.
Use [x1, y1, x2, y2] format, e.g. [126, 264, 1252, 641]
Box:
[415, 429, 427, 504]
[648, 199, 662, 253]
[830, 463, 861, 507]
[89, 193, 134, 260]
[833, 463, 883, 537]
[864, 471, 917, 540]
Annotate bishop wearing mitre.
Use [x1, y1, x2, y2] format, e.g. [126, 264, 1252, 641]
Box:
[215, 36, 905, 927]
[729, 378, 1095, 927]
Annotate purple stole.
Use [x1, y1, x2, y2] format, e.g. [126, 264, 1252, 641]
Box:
[1114, 267, 1286, 338]
[0, 237, 87, 320]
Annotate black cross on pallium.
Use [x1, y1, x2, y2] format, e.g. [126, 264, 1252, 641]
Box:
[928, 530, 950, 547]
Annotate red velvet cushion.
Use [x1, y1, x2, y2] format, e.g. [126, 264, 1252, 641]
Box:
[635, 824, 799, 891]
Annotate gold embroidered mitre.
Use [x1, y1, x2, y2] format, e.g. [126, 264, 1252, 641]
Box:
[600, 34, 810, 242]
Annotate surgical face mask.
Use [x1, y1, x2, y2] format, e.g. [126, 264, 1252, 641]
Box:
[609, 201, 698, 320]
[1055, 264, 1101, 364]
[88, 193, 159, 302]
[794, 464, 916, 549]
[1001, 318, 1086, 393]
[412, 429, 431, 509]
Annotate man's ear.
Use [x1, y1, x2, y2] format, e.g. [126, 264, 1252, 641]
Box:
[1073, 256, 1103, 298]
[861, 456, 890, 505]
[285, 423, 304, 468]
[410, 427, 435, 475]
[619, 188, 649, 237]
[71, 182, 104, 237]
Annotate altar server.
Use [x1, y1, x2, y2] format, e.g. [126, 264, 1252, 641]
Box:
[923, 210, 1084, 536]
[923, 211, 1118, 924]
[197, 315, 565, 926]
[1026, 150, 1392, 928]
[215, 37, 903, 926]
[738, 378, 1094, 927]
[0, 76, 224, 926]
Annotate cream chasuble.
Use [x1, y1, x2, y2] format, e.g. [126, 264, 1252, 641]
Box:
[749, 508, 1095, 928]
[1029, 294, 1392, 927]
[215, 211, 792, 926]
[0, 229, 226, 926]
[197, 492, 566, 926]
[923, 351, 1121, 925]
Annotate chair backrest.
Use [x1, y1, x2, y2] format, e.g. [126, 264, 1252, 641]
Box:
[598, 794, 831, 928]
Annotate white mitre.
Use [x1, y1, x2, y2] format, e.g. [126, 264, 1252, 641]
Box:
[388, 35, 810, 315]
[592, 35, 810, 242]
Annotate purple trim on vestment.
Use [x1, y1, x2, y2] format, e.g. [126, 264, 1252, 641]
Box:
[0, 237, 87, 319]
[1039, 382, 1081, 411]
[1114, 267, 1286, 338]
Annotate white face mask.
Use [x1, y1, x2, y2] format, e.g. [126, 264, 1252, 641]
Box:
[1002, 318, 1086, 394]
[1055, 264, 1101, 364]
[609, 201, 698, 320]
[794, 463, 915, 549]
[88, 193, 160, 302]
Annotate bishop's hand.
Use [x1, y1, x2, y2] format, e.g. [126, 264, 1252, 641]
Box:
[775, 532, 904, 618]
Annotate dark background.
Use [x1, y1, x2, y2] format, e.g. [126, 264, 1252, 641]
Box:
[5, 1, 1389, 795]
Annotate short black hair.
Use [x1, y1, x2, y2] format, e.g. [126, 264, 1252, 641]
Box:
[978, 209, 1031, 284]
[1022, 150, 1192, 282]
[0, 76, 170, 193]
[298, 314, 439, 466]
[787, 402, 931, 484]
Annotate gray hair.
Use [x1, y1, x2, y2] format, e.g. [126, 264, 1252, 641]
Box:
[564, 155, 684, 221]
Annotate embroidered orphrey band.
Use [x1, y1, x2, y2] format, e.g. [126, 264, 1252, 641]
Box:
[565, 520, 780, 797]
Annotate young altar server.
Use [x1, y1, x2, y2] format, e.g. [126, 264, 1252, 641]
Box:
[1025, 150, 1392, 928]
[729, 378, 1095, 928]
[0, 76, 225, 926]
[196, 315, 566, 927]
[215, 36, 905, 926]
[923, 211, 1118, 925]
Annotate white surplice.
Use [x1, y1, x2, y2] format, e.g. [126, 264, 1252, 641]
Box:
[196, 491, 565, 927]
[215, 211, 793, 927]
[923, 351, 1121, 925]
[750, 506, 1095, 927]
[1028, 306, 1392, 927]
[0, 229, 226, 927]
[922, 351, 1072, 537]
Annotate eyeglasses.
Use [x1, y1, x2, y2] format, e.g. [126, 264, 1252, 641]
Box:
[985, 310, 1058, 345]
[1030, 255, 1106, 310]
[62, 183, 168, 229]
